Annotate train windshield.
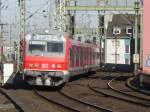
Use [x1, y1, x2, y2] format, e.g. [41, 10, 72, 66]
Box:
[28, 41, 65, 56]
[47, 42, 63, 53]
[29, 41, 46, 54]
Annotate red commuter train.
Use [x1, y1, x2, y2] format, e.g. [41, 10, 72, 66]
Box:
[23, 31, 100, 86]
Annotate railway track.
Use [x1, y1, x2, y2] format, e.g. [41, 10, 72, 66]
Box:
[62, 73, 149, 112]
[127, 77, 150, 95]
[88, 75, 150, 107]
[34, 88, 113, 112]
[59, 89, 113, 112]
[0, 72, 112, 112]
[0, 88, 24, 112]
[108, 76, 150, 101]
[0, 71, 149, 112]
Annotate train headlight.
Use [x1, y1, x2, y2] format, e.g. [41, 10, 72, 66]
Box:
[51, 64, 56, 69]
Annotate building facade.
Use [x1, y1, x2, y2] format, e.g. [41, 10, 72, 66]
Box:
[104, 14, 136, 71]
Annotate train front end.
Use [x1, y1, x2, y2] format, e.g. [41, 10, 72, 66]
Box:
[23, 33, 70, 86]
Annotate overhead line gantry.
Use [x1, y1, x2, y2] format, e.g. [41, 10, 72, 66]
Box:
[17, 0, 143, 74]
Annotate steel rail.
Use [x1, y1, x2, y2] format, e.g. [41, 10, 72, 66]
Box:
[108, 76, 150, 102]
[0, 88, 24, 112]
[88, 77, 150, 107]
[126, 77, 150, 95]
[34, 89, 81, 112]
[59, 90, 113, 112]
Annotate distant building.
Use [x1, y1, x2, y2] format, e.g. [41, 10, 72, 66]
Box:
[104, 14, 140, 71]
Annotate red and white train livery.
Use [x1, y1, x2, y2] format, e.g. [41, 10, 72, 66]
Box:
[23, 32, 100, 86]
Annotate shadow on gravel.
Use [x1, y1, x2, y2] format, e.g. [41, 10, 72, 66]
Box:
[101, 75, 116, 80]
[2, 73, 32, 90]
[2, 73, 65, 91]
[1, 71, 131, 91]
[34, 84, 65, 92]
[131, 78, 150, 92]
[116, 76, 129, 81]
[68, 71, 129, 82]
[101, 72, 132, 81]
[69, 71, 96, 82]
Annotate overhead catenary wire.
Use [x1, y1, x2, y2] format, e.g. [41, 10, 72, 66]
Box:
[26, 2, 48, 21]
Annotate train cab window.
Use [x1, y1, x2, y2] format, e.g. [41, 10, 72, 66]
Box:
[47, 42, 63, 53]
[29, 41, 46, 54]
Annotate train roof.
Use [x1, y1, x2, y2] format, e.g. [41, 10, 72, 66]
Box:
[25, 31, 66, 41]
[26, 30, 66, 36]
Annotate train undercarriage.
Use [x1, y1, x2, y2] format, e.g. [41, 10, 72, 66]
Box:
[23, 70, 69, 86]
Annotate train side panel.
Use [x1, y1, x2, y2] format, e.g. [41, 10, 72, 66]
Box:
[68, 40, 100, 76]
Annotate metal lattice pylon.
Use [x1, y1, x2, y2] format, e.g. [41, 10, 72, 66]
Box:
[56, 0, 66, 32]
[18, 0, 25, 72]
